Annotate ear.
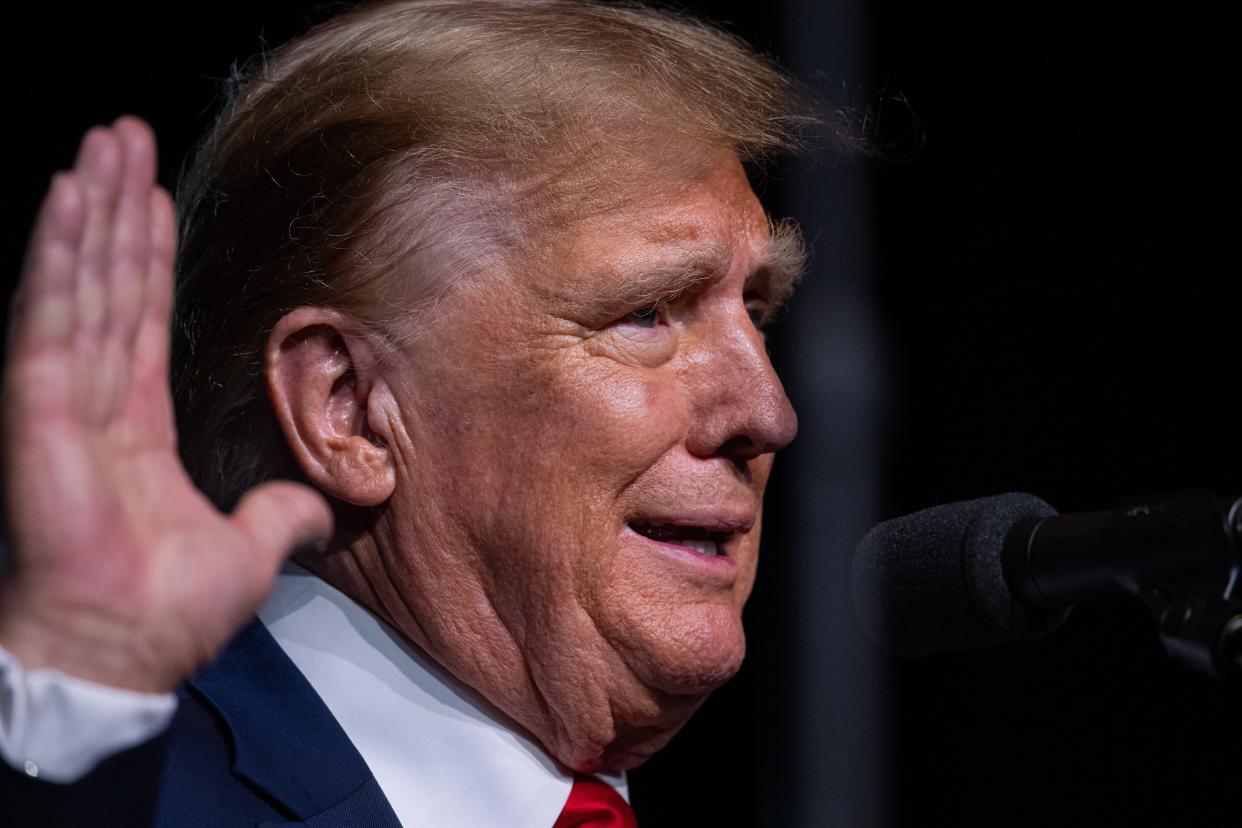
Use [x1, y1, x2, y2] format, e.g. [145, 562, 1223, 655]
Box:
[265, 307, 397, 507]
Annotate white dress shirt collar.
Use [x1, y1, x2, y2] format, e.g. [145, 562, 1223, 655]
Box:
[258, 565, 627, 828]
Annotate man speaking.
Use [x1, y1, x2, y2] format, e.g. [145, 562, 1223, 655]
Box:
[0, 1, 818, 823]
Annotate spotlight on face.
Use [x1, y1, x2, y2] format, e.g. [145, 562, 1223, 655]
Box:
[362, 154, 800, 770]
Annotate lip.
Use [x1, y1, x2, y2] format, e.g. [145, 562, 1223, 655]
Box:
[621, 511, 755, 585]
[630, 514, 756, 536]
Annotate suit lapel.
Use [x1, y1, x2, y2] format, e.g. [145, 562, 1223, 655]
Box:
[187, 620, 403, 827]
[255, 776, 400, 827]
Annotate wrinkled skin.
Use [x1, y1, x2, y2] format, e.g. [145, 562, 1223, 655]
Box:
[1, 116, 797, 776]
[295, 155, 800, 771]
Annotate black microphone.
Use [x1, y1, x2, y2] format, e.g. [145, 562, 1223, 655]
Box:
[852, 491, 1242, 678]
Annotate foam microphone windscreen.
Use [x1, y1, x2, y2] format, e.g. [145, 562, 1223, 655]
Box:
[852, 493, 1070, 657]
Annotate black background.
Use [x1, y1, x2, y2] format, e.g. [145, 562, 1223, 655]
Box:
[5, 2, 1238, 826]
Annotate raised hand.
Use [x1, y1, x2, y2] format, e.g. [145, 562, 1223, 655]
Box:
[0, 118, 333, 693]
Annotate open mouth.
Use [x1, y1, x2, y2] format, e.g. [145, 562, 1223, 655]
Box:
[628, 521, 728, 557]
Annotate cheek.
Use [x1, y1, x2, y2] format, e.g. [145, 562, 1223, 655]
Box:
[579, 371, 682, 474]
[512, 361, 686, 490]
[404, 349, 689, 577]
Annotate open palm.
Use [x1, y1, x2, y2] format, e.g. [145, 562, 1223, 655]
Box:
[0, 119, 332, 692]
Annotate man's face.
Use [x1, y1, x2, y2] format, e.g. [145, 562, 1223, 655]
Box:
[372, 154, 798, 770]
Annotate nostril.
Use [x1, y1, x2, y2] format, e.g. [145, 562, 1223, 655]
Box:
[713, 436, 760, 478]
[717, 435, 754, 458]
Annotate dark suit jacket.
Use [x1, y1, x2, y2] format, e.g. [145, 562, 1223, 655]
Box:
[1, 621, 403, 827]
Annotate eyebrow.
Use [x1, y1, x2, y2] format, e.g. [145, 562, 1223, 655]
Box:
[749, 217, 808, 312]
[574, 215, 808, 315]
[607, 246, 730, 309]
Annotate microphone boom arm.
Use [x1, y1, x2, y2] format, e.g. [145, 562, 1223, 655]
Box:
[1002, 491, 1242, 680]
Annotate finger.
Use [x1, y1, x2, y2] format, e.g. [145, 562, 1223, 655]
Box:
[231, 481, 334, 585]
[94, 119, 159, 419]
[9, 174, 86, 350]
[128, 186, 178, 441]
[72, 128, 123, 339]
[105, 117, 156, 348]
[133, 186, 176, 381]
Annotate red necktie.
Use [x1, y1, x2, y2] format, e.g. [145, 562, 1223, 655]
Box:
[553, 774, 638, 827]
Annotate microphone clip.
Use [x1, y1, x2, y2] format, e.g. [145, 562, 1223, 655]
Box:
[1133, 493, 1242, 679]
[1004, 490, 1242, 680]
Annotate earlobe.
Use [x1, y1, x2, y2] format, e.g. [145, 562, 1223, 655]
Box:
[265, 308, 397, 507]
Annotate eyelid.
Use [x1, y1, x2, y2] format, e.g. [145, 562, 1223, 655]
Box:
[610, 300, 674, 345]
[625, 304, 663, 328]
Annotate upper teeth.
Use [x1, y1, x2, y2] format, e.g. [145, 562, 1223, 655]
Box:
[679, 539, 718, 557]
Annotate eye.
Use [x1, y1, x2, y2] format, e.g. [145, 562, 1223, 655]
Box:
[603, 301, 676, 363]
[610, 301, 674, 353]
[625, 305, 662, 329]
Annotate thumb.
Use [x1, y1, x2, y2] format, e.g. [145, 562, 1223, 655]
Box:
[231, 480, 334, 578]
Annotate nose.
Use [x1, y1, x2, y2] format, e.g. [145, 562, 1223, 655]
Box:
[683, 314, 799, 464]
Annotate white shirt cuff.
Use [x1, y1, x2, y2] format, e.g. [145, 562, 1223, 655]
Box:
[0, 642, 177, 783]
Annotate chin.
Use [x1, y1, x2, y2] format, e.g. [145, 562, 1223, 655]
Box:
[596, 625, 741, 772]
[616, 602, 748, 697]
[543, 602, 747, 772]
